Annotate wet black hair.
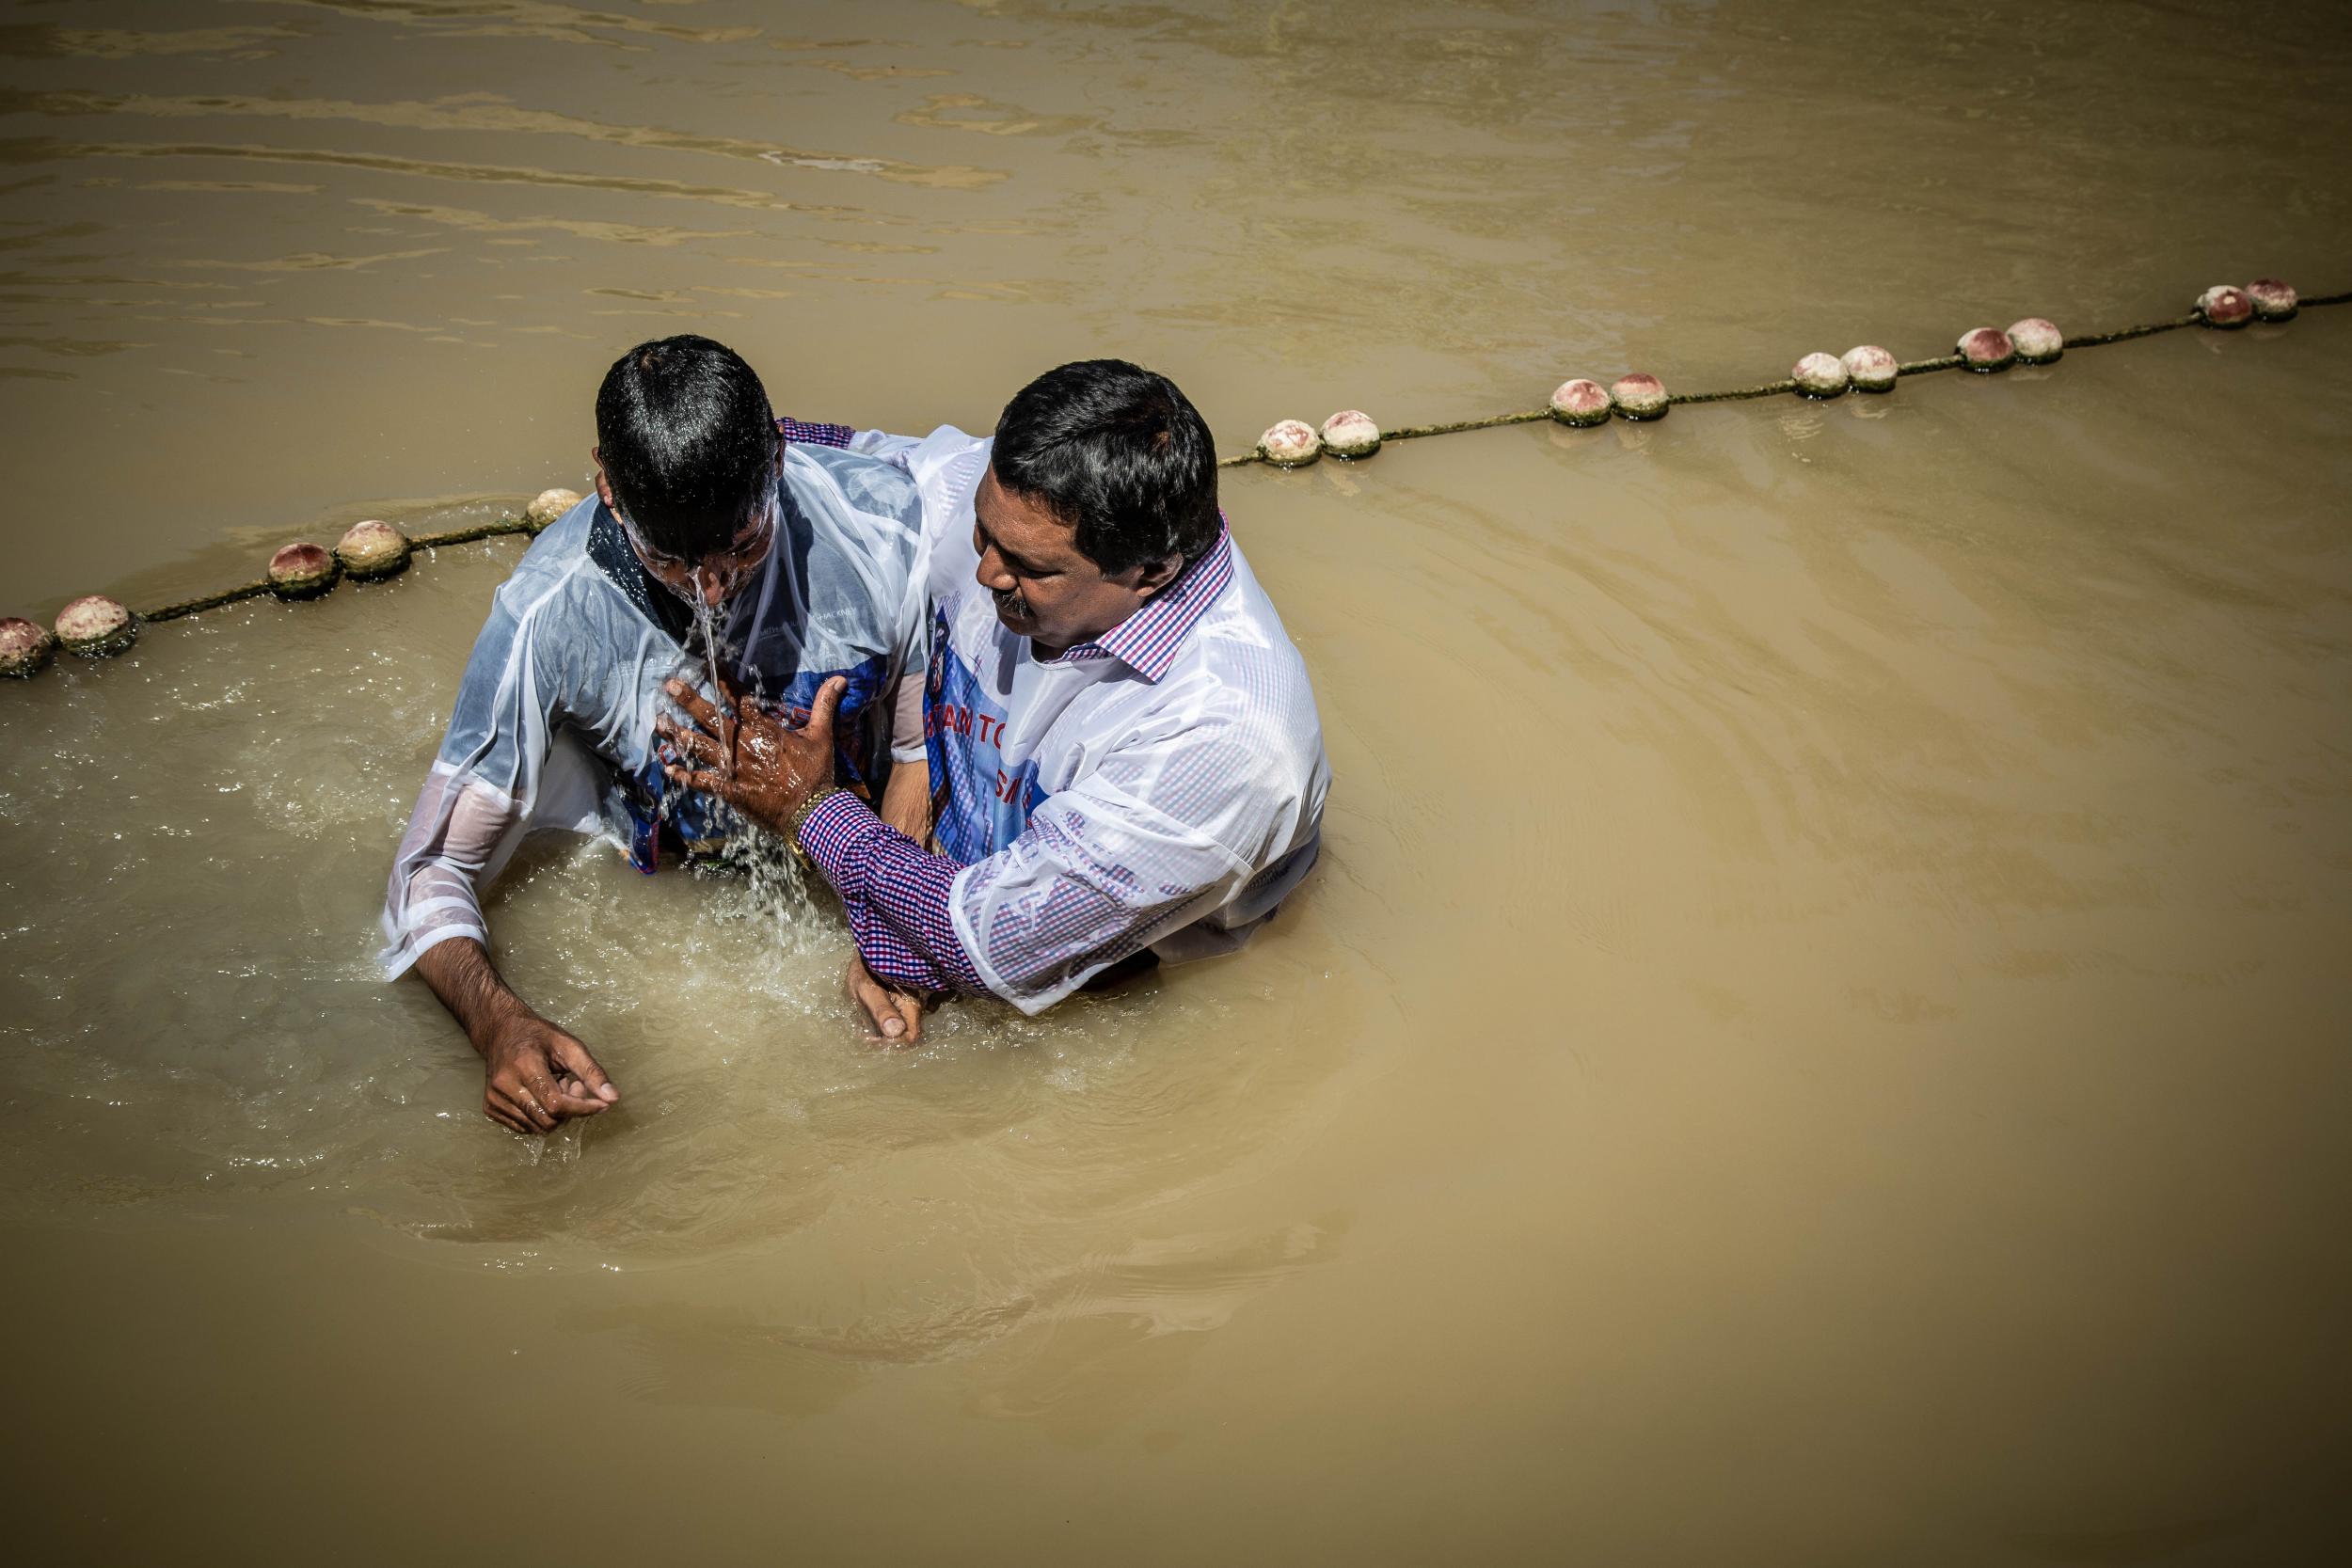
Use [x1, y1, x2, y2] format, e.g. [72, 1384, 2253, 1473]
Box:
[595, 335, 778, 561]
[991, 359, 1219, 576]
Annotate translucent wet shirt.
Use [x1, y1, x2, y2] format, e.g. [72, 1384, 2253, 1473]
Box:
[380, 442, 930, 976]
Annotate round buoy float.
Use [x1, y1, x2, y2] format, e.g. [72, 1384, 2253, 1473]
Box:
[1842, 345, 1899, 393]
[1611, 373, 1668, 420]
[526, 487, 582, 531]
[335, 519, 411, 582]
[1258, 420, 1321, 467]
[1320, 410, 1381, 460]
[1548, 378, 1612, 427]
[55, 594, 137, 658]
[1792, 353, 1849, 399]
[2009, 318, 2064, 364]
[1, 616, 56, 679]
[2197, 285, 2253, 328]
[1957, 327, 2016, 372]
[268, 542, 341, 601]
[2246, 278, 2297, 321]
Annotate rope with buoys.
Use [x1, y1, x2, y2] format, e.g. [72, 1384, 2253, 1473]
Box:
[1231, 277, 2334, 467]
[1, 489, 581, 679]
[1, 277, 2339, 682]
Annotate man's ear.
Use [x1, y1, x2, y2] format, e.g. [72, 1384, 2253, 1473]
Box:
[590, 447, 616, 511]
[1134, 551, 1185, 599]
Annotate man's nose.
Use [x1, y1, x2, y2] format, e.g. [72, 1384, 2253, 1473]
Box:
[974, 546, 1014, 592]
[696, 567, 729, 608]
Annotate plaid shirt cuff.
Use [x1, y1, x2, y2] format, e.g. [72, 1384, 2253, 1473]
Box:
[798, 790, 988, 996]
[776, 417, 858, 450]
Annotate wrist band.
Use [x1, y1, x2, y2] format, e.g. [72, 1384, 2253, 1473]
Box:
[788, 784, 845, 856]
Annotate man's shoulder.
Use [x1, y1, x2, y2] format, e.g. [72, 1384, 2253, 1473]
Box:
[783, 439, 924, 534]
[1177, 539, 1311, 683]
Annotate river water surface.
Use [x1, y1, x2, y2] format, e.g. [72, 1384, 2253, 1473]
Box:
[4, 2, 2352, 1562]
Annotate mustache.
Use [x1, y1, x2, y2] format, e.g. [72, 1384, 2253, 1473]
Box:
[992, 585, 1031, 621]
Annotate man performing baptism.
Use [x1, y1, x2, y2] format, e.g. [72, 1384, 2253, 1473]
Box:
[659, 359, 1330, 1037]
[381, 335, 931, 1133]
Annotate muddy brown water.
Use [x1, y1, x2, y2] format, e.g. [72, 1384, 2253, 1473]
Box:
[6, 2, 2352, 1562]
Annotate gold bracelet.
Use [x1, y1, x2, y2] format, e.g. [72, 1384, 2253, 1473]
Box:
[787, 784, 845, 857]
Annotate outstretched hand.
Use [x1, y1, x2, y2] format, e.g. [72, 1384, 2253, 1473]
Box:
[655, 673, 846, 837]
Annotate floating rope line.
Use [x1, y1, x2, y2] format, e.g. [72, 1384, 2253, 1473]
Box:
[0, 277, 2337, 681]
[1229, 277, 2331, 468]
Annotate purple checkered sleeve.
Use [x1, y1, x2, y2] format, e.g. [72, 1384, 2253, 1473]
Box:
[776, 417, 858, 449]
[798, 789, 990, 996]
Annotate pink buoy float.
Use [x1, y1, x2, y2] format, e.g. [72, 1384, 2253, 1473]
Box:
[1258, 420, 1321, 467]
[2246, 278, 2297, 321]
[526, 487, 582, 530]
[1842, 345, 1899, 393]
[55, 594, 138, 658]
[1791, 353, 1849, 398]
[1957, 327, 2016, 372]
[2197, 285, 2253, 328]
[1548, 378, 1611, 426]
[335, 519, 412, 582]
[268, 542, 341, 601]
[1320, 410, 1381, 460]
[2008, 318, 2064, 365]
[1, 616, 56, 679]
[1611, 373, 1668, 420]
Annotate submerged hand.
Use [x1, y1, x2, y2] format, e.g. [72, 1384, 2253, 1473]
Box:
[655, 673, 846, 837]
[481, 1014, 618, 1134]
[845, 953, 932, 1046]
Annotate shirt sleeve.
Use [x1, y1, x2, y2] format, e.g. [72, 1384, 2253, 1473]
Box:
[948, 719, 1282, 1014]
[378, 569, 573, 977]
[798, 789, 988, 995]
[805, 708, 1305, 1015]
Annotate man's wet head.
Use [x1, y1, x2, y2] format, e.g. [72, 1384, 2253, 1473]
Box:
[976, 359, 1219, 657]
[593, 335, 780, 609]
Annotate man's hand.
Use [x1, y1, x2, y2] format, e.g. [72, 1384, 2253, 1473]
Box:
[655, 673, 846, 838]
[414, 935, 621, 1137]
[480, 1013, 618, 1134]
[845, 953, 933, 1045]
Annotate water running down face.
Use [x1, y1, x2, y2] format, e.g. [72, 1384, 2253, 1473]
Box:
[593, 445, 780, 611]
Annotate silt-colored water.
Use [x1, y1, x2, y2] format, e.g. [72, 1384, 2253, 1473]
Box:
[4, 2, 2352, 1562]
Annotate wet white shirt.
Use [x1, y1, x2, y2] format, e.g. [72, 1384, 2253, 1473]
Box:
[797, 427, 1331, 1013]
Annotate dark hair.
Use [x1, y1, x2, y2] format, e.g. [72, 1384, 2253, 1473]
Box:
[992, 359, 1219, 576]
[595, 335, 778, 560]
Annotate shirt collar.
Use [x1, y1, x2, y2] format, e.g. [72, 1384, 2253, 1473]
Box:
[1057, 520, 1233, 682]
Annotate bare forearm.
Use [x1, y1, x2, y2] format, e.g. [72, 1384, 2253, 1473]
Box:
[413, 935, 532, 1056]
[879, 754, 932, 842]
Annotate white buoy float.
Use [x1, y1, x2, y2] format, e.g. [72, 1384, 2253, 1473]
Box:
[2197, 285, 2253, 328]
[55, 594, 137, 658]
[1320, 410, 1381, 460]
[1, 616, 56, 679]
[1791, 353, 1849, 399]
[526, 487, 582, 530]
[1258, 420, 1322, 467]
[2008, 318, 2064, 364]
[268, 542, 341, 601]
[1842, 345, 1899, 393]
[2246, 278, 2297, 322]
[1611, 373, 1668, 420]
[1548, 378, 1611, 426]
[335, 519, 412, 582]
[1957, 327, 2016, 372]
